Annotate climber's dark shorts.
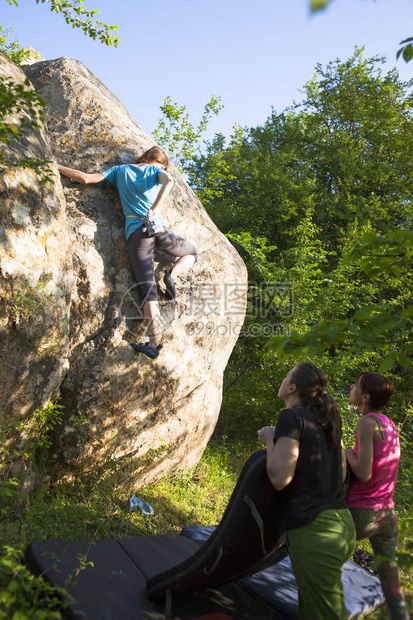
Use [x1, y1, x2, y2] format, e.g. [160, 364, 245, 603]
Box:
[127, 226, 198, 303]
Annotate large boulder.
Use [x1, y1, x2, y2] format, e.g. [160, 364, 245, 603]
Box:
[0, 52, 73, 430]
[1, 53, 247, 486]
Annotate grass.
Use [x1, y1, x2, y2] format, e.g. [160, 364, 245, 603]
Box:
[0, 437, 251, 548]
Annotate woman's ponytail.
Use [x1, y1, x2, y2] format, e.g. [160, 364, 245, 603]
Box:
[291, 363, 342, 449]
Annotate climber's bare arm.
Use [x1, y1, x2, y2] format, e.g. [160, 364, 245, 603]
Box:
[57, 164, 104, 185]
[148, 170, 174, 216]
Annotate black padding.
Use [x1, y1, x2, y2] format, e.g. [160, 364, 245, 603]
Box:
[241, 556, 298, 620]
[23, 446, 385, 619]
[147, 450, 290, 600]
[180, 525, 216, 545]
[24, 537, 279, 619]
[25, 539, 152, 619]
[118, 535, 199, 578]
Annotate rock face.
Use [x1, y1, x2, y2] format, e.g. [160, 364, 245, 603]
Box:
[0, 53, 73, 427]
[0, 53, 247, 485]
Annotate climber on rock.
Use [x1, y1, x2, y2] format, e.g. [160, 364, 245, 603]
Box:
[57, 146, 198, 360]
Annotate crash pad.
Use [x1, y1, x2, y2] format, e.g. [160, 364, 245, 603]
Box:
[25, 536, 277, 619]
[147, 450, 289, 600]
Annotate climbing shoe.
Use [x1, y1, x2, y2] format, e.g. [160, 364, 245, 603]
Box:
[163, 271, 176, 300]
[130, 342, 163, 359]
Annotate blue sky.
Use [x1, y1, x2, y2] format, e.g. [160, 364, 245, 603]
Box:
[2, 0, 413, 142]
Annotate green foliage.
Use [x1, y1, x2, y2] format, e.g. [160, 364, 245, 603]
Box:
[0, 152, 54, 181]
[29, 401, 65, 452]
[0, 546, 64, 619]
[0, 472, 18, 506]
[397, 520, 413, 572]
[186, 124, 245, 209]
[4, 0, 120, 47]
[0, 74, 54, 180]
[311, 0, 330, 11]
[188, 49, 413, 256]
[0, 539, 95, 619]
[346, 229, 413, 279]
[5, 278, 60, 343]
[269, 229, 413, 373]
[0, 25, 31, 64]
[152, 95, 224, 172]
[134, 441, 169, 464]
[398, 37, 413, 63]
[396, 409, 413, 525]
[300, 51, 413, 232]
[1, 400, 65, 493]
[11, 289, 41, 317]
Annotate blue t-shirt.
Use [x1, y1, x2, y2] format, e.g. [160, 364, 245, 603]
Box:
[101, 164, 165, 240]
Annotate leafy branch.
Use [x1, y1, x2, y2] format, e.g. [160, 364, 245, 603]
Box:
[0, 25, 32, 64]
[310, 0, 330, 11]
[0, 77, 45, 142]
[5, 0, 120, 47]
[397, 37, 413, 64]
[153, 95, 224, 172]
[0, 75, 54, 180]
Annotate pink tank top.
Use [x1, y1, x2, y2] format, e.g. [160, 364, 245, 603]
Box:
[346, 412, 400, 509]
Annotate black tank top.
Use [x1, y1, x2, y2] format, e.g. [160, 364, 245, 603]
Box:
[273, 405, 346, 530]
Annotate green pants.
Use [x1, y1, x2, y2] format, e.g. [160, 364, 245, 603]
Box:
[287, 508, 356, 620]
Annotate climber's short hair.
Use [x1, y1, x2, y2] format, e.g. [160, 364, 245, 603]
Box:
[136, 146, 169, 170]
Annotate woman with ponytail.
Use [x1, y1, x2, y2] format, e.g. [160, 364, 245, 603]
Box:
[258, 363, 356, 619]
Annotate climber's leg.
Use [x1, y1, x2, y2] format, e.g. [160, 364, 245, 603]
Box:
[155, 228, 198, 299]
[128, 228, 163, 357]
[127, 226, 158, 304]
[143, 300, 161, 348]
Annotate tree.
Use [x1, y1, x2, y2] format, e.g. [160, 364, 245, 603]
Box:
[190, 49, 413, 254]
[297, 50, 413, 241]
[186, 124, 245, 210]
